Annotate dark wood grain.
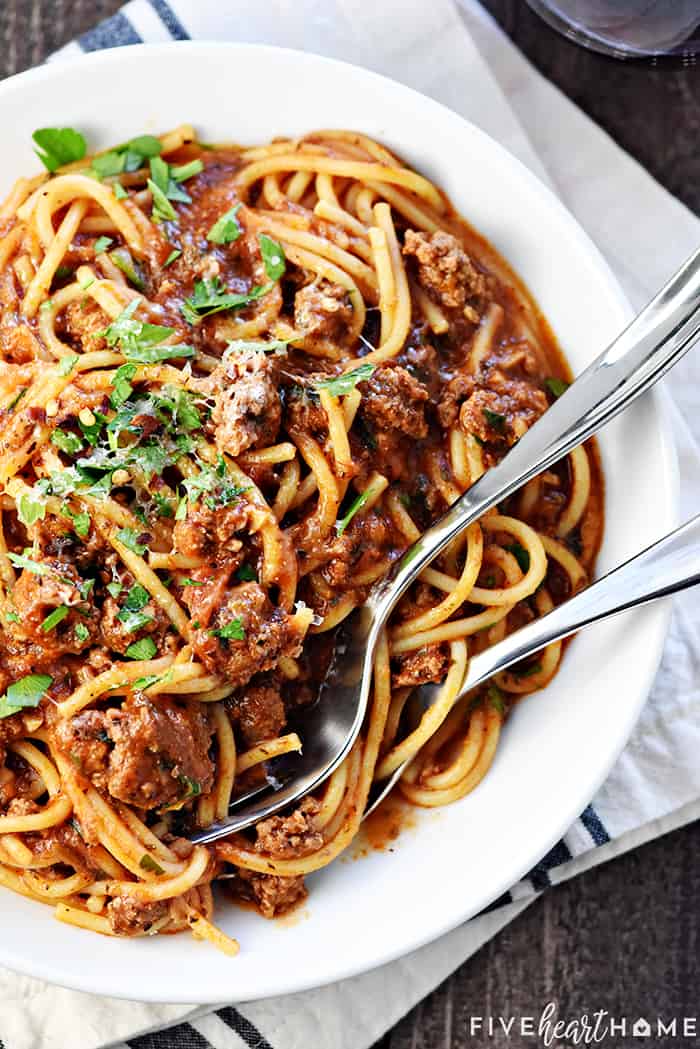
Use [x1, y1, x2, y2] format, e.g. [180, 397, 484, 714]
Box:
[0, 3, 698, 1047]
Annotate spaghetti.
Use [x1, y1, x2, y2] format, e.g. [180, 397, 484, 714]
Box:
[0, 125, 602, 948]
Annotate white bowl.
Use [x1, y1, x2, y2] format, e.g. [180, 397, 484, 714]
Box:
[0, 42, 677, 1003]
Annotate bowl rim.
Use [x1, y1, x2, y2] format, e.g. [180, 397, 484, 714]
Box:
[0, 39, 679, 1003]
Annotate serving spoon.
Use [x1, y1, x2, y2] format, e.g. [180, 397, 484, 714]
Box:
[189, 244, 700, 846]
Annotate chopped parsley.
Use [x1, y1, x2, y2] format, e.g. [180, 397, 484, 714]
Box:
[179, 577, 204, 587]
[505, 542, 530, 575]
[180, 277, 273, 326]
[110, 364, 137, 409]
[147, 155, 202, 222]
[51, 429, 83, 456]
[109, 247, 146, 291]
[7, 552, 54, 577]
[94, 236, 113, 255]
[62, 506, 91, 538]
[207, 204, 242, 245]
[0, 673, 53, 719]
[78, 410, 107, 446]
[115, 528, 149, 555]
[74, 623, 90, 643]
[107, 581, 123, 599]
[487, 684, 506, 715]
[113, 183, 128, 200]
[514, 661, 543, 678]
[32, 127, 86, 172]
[163, 248, 182, 267]
[40, 606, 69, 633]
[236, 564, 256, 582]
[101, 299, 194, 362]
[148, 177, 177, 223]
[57, 354, 79, 376]
[315, 363, 375, 397]
[139, 853, 165, 875]
[17, 492, 46, 528]
[90, 134, 162, 181]
[170, 159, 203, 182]
[545, 376, 569, 399]
[125, 637, 157, 661]
[483, 408, 506, 434]
[335, 490, 371, 536]
[258, 233, 286, 281]
[210, 618, 245, 641]
[179, 775, 201, 800]
[180, 457, 247, 511]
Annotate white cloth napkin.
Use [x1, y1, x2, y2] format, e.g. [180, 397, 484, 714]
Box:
[1, 2, 698, 1047]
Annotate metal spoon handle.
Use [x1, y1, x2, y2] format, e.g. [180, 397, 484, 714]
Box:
[370, 244, 700, 627]
[366, 513, 700, 812]
[462, 510, 700, 692]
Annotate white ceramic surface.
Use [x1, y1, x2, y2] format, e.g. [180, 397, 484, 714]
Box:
[0, 42, 678, 1003]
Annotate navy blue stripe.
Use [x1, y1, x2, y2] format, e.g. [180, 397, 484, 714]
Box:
[128, 1023, 209, 1048]
[149, 0, 191, 40]
[479, 890, 514, 915]
[528, 838, 573, 892]
[218, 1006, 274, 1049]
[79, 12, 142, 51]
[579, 803, 611, 845]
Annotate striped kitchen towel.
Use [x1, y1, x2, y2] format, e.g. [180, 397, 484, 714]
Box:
[0, 1, 698, 1047]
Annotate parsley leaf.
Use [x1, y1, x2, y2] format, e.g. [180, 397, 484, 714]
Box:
[101, 300, 194, 362]
[78, 410, 107, 446]
[41, 606, 69, 632]
[32, 127, 86, 172]
[482, 408, 507, 434]
[57, 354, 79, 376]
[0, 673, 52, 719]
[74, 623, 90, 643]
[179, 775, 201, 800]
[505, 542, 530, 575]
[118, 610, 154, 633]
[207, 205, 242, 245]
[180, 277, 272, 326]
[335, 490, 371, 536]
[72, 511, 90, 538]
[171, 159, 203, 182]
[210, 618, 245, 641]
[148, 176, 178, 223]
[487, 684, 506, 715]
[115, 528, 148, 555]
[109, 248, 145, 291]
[110, 363, 137, 409]
[514, 660, 543, 678]
[51, 429, 83, 456]
[163, 248, 181, 267]
[7, 552, 53, 577]
[17, 493, 46, 528]
[545, 376, 569, 399]
[139, 853, 165, 874]
[122, 584, 150, 611]
[258, 233, 286, 280]
[125, 637, 157, 660]
[315, 363, 375, 397]
[180, 457, 247, 511]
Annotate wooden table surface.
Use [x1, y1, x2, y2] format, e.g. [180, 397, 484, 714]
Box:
[1, 2, 698, 1046]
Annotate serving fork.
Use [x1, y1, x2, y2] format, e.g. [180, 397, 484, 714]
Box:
[189, 244, 700, 846]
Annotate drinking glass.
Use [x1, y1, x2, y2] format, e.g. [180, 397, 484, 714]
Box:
[526, 1, 700, 58]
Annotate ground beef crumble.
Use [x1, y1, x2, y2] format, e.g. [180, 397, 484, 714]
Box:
[403, 229, 489, 319]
